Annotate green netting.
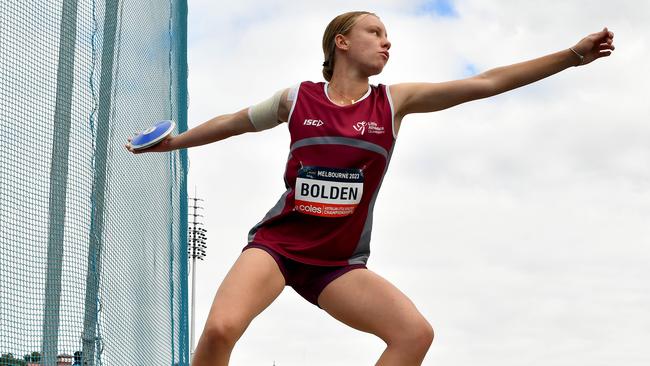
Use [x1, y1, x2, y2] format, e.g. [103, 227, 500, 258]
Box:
[0, 0, 189, 365]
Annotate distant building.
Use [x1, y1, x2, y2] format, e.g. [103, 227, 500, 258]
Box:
[57, 353, 73, 366]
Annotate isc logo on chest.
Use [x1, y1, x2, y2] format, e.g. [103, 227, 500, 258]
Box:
[303, 119, 324, 127]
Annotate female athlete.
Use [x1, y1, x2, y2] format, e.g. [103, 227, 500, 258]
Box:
[126, 11, 614, 366]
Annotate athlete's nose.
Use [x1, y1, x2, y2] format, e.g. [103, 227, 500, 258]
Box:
[382, 38, 391, 51]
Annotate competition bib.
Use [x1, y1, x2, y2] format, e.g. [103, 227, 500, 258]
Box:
[294, 166, 364, 218]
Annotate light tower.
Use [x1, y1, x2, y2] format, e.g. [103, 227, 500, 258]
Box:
[188, 190, 207, 361]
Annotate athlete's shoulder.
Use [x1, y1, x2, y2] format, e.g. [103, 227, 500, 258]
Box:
[298, 80, 325, 90]
[294, 81, 327, 100]
[369, 83, 390, 100]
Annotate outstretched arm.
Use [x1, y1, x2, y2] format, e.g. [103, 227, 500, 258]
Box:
[125, 89, 291, 154]
[125, 108, 254, 154]
[390, 27, 615, 117]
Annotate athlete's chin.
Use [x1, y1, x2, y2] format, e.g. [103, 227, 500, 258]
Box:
[365, 63, 387, 77]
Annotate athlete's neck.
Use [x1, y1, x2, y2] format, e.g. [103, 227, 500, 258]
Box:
[328, 77, 369, 97]
[328, 71, 369, 106]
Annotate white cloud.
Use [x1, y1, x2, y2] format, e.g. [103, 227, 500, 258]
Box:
[187, 1, 650, 364]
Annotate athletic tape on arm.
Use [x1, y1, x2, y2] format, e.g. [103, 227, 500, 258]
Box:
[248, 89, 286, 131]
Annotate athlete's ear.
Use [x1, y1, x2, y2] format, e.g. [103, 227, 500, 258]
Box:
[335, 34, 351, 50]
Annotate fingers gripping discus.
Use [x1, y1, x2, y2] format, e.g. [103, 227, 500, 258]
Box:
[130, 120, 175, 150]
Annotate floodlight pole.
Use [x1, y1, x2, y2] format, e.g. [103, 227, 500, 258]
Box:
[188, 187, 206, 362]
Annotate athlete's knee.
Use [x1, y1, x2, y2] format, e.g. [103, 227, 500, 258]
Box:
[417, 320, 435, 348]
[202, 316, 248, 348]
[408, 319, 434, 352]
[387, 317, 434, 352]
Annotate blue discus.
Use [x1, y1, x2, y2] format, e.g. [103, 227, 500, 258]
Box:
[130, 120, 175, 150]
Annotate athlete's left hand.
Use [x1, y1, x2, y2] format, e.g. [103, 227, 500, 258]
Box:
[571, 27, 615, 66]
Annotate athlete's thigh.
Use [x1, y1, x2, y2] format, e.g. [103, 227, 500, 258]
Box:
[205, 248, 285, 328]
[317, 268, 428, 342]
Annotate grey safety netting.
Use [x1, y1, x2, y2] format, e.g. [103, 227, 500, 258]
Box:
[0, 0, 189, 365]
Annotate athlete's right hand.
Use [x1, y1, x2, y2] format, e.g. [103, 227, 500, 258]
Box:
[124, 132, 174, 154]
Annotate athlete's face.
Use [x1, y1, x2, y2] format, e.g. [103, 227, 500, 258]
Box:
[340, 15, 391, 76]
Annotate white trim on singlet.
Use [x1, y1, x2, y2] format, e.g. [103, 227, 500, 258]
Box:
[287, 84, 298, 102]
[385, 84, 397, 139]
[286, 83, 300, 127]
[323, 82, 372, 106]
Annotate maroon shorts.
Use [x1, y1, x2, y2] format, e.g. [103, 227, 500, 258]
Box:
[242, 243, 367, 308]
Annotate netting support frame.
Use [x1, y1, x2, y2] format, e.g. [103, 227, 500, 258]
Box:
[41, 0, 80, 364]
[176, 0, 190, 363]
[80, 0, 121, 364]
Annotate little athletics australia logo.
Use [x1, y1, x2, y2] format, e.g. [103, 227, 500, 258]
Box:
[353, 121, 385, 135]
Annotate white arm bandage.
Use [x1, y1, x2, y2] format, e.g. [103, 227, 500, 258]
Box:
[247, 89, 286, 131]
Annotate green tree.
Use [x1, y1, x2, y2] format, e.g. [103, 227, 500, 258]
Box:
[0, 352, 27, 365]
[30, 352, 40, 363]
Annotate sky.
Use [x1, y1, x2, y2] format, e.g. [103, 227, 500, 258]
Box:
[185, 1, 650, 365]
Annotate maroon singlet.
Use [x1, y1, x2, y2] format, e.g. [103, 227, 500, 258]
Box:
[247, 81, 397, 266]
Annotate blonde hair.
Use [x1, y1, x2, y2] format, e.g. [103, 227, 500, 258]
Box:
[322, 11, 377, 81]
